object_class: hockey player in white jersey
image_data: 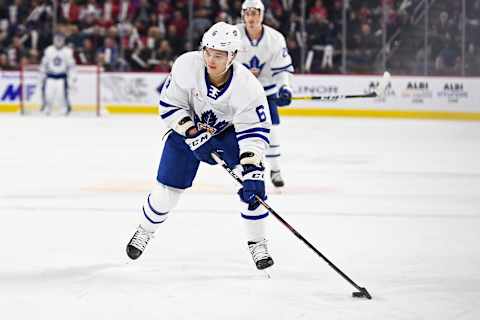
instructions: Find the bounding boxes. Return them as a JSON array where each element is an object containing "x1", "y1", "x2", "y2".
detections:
[
  {"x1": 126, "y1": 22, "x2": 274, "y2": 270},
  {"x1": 236, "y1": 0, "x2": 294, "y2": 188},
  {"x1": 39, "y1": 32, "x2": 76, "y2": 115}
]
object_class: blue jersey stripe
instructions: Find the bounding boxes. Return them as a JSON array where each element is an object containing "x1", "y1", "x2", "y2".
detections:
[
  {"x1": 272, "y1": 70, "x2": 294, "y2": 77},
  {"x1": 271, "y1": 63, "x2": 293, "y2": 71},
  {"x1": 160, "y1": 108, "x2": 181, "y2": 119},
  {"x1": 241, "y1": 212, "x2": 269, "y2": 220},
  {"x1": 237, "y1": 133, "x2": 270, "y2": 144},
  {"x1": 236, "y1": 127, "x2": 270, "y2": 135},
  {"x1": 263, "y1": 84, "x2": 276, "y2": 91},
  {"x1": 159, "y1": 100, "x2": 182, "y2": 109}
]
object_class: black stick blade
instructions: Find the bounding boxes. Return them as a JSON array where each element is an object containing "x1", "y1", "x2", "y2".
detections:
[{"x1": 352, "y1": 287, "x2": 372, "y2": 299}]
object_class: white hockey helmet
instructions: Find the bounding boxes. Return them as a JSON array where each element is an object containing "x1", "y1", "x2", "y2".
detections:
[
  {"x1": 201, "y1": 22, "x2": 242, "y2": 72},
  {"x1": 201, "y1": 22, "x2": 242, "y2": 55},
  {"x1": 242, "y1": 0, "x2": 265, "y2": 12},
  {"x1": 242, "y1": 0, "x2": 265, "y2": 20}
]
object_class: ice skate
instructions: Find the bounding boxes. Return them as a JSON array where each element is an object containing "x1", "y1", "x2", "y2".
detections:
[
  {"x1": 248, "y1": 239, "x2": 274, "y2": 270},
  {"x1": 270, "y1": 170, "x2": 284, "y2": 188},
  {"x1": 126, "y1": 225, "x2": 154, "y2": 260}
]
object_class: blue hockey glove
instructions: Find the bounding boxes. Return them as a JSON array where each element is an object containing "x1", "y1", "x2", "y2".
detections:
[
  {"x1": 276, "y1": 86, "x2": 293, "y2": 107},
  {"x1": 185, "y1": 128, "x2": 218, "y2": 165},
  {"x1": 238, "y1": 164, "x2": 266, "y2": 210}
]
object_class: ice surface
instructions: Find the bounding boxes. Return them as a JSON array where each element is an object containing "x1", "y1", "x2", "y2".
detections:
[{"x1": 1, "y1": 115, "x2": 480, "y2": 320}]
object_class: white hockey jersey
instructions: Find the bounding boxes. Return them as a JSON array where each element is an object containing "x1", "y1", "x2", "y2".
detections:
[
  {"x1": 40, "y1": 45, "x2": 76, "y2": 79},
  {"x1": 236, "y1": 24, "x2": 294, "y2": 97},
  {"x1": 159, "y1": 51, "x2": 271, "y2": 157}
]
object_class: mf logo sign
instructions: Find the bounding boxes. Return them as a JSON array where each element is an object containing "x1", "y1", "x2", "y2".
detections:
[{"x1": 1, "y1": 84, "x2": 37, "y2": 102}]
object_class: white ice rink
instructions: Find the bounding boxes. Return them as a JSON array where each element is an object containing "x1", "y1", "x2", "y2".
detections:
[{"x1": 1, "y1": 115, "x2": 480, "y2": 320}]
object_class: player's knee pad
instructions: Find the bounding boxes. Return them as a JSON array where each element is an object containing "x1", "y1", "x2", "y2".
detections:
[{"x1": 142, "y1": 183, "x2": 183, "y2": 225}]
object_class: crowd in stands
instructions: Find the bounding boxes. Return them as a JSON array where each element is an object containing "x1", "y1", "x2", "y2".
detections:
[
  {"x1": 427, "y1": 0, "x2": 480, "y2": 76},
  {"x1": 0, "y1": 0, "x2": 478, "y2": 75}
]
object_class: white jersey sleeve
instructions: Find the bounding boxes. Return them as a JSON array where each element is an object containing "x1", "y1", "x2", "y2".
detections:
[
  {"x1": 269, "y1": 30, "x2": 293, "y2": 89},
  {"x1": 232, "y1": 67, "x2": 271, "y2": 158},
  {"x1": 158, "y1": 53, "x2": 195, "y2": 135}
]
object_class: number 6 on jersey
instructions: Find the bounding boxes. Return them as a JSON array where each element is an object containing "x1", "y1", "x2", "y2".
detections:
[{"x1": 256, "y1": 105, "x2": 267, "y2": 122}]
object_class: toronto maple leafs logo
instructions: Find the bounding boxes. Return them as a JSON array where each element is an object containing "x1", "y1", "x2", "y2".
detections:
[
  {"x1": 195, "y1": 110, "x2": 228, "y2": 135},
  {"x1": 243, "y1": 56, "x2": 265, "y2": 77},
  {"x1": 53, "y1": 56, "x2": 63, "y2": 66}
]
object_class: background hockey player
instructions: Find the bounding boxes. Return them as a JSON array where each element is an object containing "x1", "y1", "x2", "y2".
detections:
[
  {"x1": 236, "y1": 0, "x2": 294, "y2": 188},
  {"x1": 126, "y1": 22, "x2": 275, "y2": 270},
  {"x1": 39, "y1": 32, "x2": 76, "y2": 116}
]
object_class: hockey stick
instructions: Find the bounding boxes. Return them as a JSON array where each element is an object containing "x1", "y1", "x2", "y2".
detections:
[
  {"x1": 291, "y1": 91, "x2": 377, "y2": 101},
  {"x1": 211, "y1": 152, "x2": 372, "y2": 300},
  {"x1": 290, "y1": 71, "x2": 391, "y2": 102}
]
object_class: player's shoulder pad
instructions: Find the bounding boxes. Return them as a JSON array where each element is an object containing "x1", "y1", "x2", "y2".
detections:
[
  {"x1": 264, "y1": 25, "x2": 287, "y2": 46},
  {"x1": 64, "y1": 46, "x2": 74, "y2": 55},
  {"x1": 45, "y1": 45, "x2": 56, "y2": 54},
  {"x1": 231, "y1": 62, "x2": 265, "y2": 103},
  {"x1": 170, "y1": 51, "x2": 202, "y2": 88}
]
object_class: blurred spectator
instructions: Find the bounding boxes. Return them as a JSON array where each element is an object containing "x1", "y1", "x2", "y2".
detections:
[
  {"x1": 79, "y1": 0, "x2": 101, "y2": 22},
  {"x1": 134, "y1": 0, "x2": 152, "y2": 25},
  {"x1": 77, "y1": 37, "x2": 97, "y2": 65},
  {"x1": 434, "y1": 39, "x2": 458, "y2": 75},
  {"x1": 286, "y1": 35, "x2": 301, "y2": 71},
  {"x1": 7, "y1": 0, "x2": 30, "y2": 30},
  {"x1": 306, "y1": 12, "x2": 330, "y2": 48},
  {"x1": 99, "y1": 36, "x2": 124, "y2": 71},
  {"x1": 59, "y1": 0, "x2": 81, "y2": 25},
  {"x1": 349, "y1": 22, "x2": 379, "y2": 72},
  {"x1": 0, "y1": 51, "x2": 13, "y2": 70},
  {"x1": 170, "y1": 10, "x2": 188, "y2": 38},
  {"x1": 309, "y1": 0, "x2": 328, "y2": 20},
  {"x1": 191, "y1": 8, "x2": 211, "y2": 47},
  {"x1": 150, "y1": 39, "x2": 174, "y2": 72},
  {"x1": 465, "y1": 43, "x2": 480, "y2": 76},
  {"x1": 414, "y1": 46, "x2": 431, "y2": 75},
  {"x1": 166, "y1": 24, "x2": 184, "y2": 53},
  {"x1": 7, "y1": 35, "x2": 28, "y2": 67},
  {"x1": 431, "y1": 11, "x2": 454, "y2": 56},
  {"x1": 357, "y1": 3, "x2": 372, "y2": 26}
]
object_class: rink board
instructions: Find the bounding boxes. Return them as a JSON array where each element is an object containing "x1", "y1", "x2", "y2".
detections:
[{"x1": 1, "y1": 70, "x2": 479, "y2": 120}]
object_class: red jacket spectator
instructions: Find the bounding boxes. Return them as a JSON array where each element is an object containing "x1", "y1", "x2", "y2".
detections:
[
  {"x1": 169, "y1": 10, "x2": 188, "y2": 38},
  {"x1": 61, "y1": 0, "x2": 81, "y2": 23},
  {"x1": 100, "y1": 0, "x2": 119, "y2": 28},
  {"x1": 310, "y1": 0, "x2": 328, "y2": 20}
]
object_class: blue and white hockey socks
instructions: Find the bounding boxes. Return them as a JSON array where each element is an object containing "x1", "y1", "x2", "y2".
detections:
[
  {"x1": 140, "y1": 183, "x2": 183, "y2": 232},
  {"x1": 266, "y1": 126, "x2": 281, "y2": 171},
  {"x1": 241, "y1": 203, "x2": 269, "y2": 242}
]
